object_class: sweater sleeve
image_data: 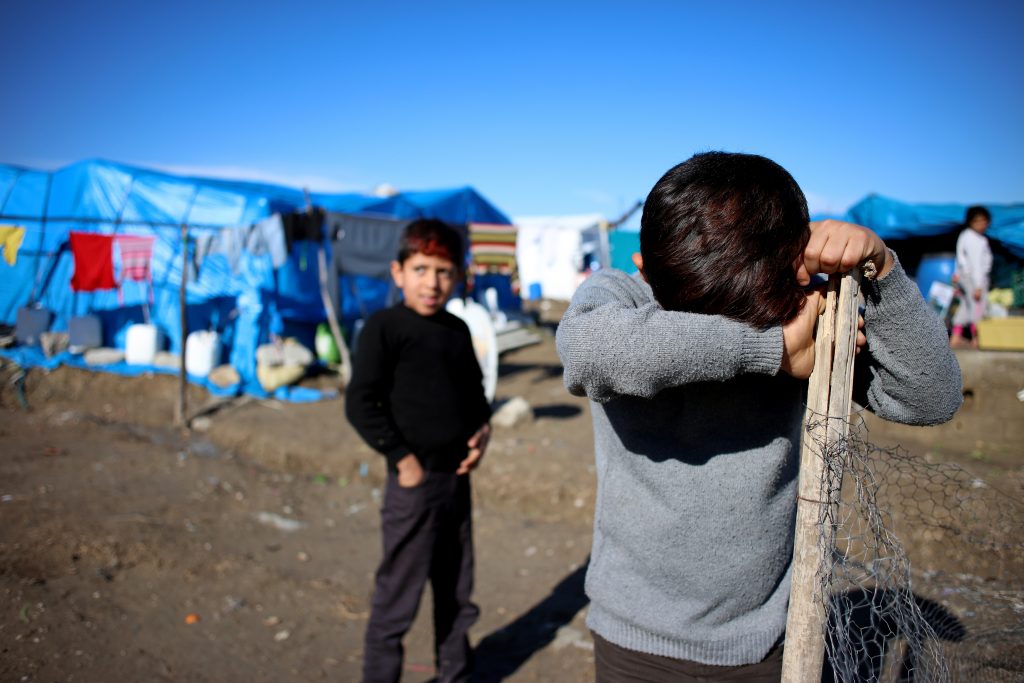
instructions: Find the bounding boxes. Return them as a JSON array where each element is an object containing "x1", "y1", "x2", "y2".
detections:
[
  {"x1": 344, "y1": 314, "x2": 412, "y2": 467},
  {"x1": 555, "y1": 269, "x2": 784, "y2": 403},
  {"x1": 854, "y1": 252, "x2": 963, "y2": 425}
]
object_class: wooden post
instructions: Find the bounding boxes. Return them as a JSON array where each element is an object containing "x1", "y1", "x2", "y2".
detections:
[
  {"x1": 782, "y1": 269, "x2": 862, "y2": 682},
  {"x1": 302, "y1": 189, "x2": 353, "y2": 387},
  {"x1": 317, "y1": 245, "x2": 352, "y2": 386},
  {"x1": 176, "y1": 222, "x2": 188, "y2": 428}
]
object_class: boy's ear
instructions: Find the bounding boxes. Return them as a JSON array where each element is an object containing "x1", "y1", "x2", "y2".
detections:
[
  {"x1": 389, "y1": 260, "x2": 403, "y2": 286},
  {"x1": 631, "y1": 252, "x2": 647, "y2": 281}
]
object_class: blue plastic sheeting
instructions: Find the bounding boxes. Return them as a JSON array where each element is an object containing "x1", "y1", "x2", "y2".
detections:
[
  {"x1": 608, "y1": 230, "x2": 640, "y2": 273},
  {"x1": 0, "y1": 347, "x2": 336, "y2": 403},
  {"x1": 471, "y1": 272, "x2": 521, "y2": 311},
  {"x1": 1, "y1": 159, "x2": 512, "y2": 401},
  {"x1": 313, "y1": 187, "x2": 512, "y2": 226},
  {"x1": 847, "y1": 195, "x2": 1024, "y2": 258},
  {"x1": 0, "y1": 160, "x2": 311, "y2": 396},
  {"x1": 338, "y1": 274, "x2": 395, "y2": 329}
]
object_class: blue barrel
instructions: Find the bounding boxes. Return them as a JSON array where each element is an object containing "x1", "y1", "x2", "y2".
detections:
[{"x1": 915, "y1": 252, "x2": 956, "y2": 299}]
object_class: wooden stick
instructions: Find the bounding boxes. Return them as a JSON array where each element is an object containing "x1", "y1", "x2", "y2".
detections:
[
  {"x1": 302, "y1": 189, "x2": 353, "y2": 387},
  {"x1": 317, "y1": 245, "x2": 352, "y2": 386},
  {"x1": 176, "y1": 222, "x2": 188, "y2": 428},
  {"x1": 782, "y1": 269, "x2": 861, "y2": 682}
]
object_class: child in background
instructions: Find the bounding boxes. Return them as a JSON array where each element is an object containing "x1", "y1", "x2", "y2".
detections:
[
  {"x1": 950, "y1": 205, "x2": 993, "y2": 348},
  {"x1": 346, "y1": 219, "x2": 491, "y2": 683},
  {"x1": 556, "y1": 152, "x2": 962, "y2": 682}
]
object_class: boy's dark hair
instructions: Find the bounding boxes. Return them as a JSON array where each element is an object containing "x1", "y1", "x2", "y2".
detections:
[
  {"x1": 964, "y1": 205, "x2": 991, "y2": 225},
  {"x1": 640, "y1": 151, "x2": 810, "y2": 329},
  {"x1": 397, "y1": 218, "x2": 464, "y2": 268}
]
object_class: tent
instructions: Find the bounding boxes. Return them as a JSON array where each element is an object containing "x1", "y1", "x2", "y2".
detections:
[
  {"x1": 846, "y1": 194, "x2": 1024, "y2": 258},
  {"x1": 515, "y1": 214, "x2": 605, "y2": 301},
  {"x1": 0, "y1": 159, "x2": 512, "y2": 399},
  {"x1": 317, "y1": 190, "x2": 513, "y2": 329}
]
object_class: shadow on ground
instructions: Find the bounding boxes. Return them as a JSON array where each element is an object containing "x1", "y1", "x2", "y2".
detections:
[
  {"x1": 532, "y1": 404, "x2": 582, "y2": 420},
  {"x1": 473, "y1": 560, "x2": 590, "y2": 681},
  {"x1": 497, "y1": 363, "x2": 563, "y2": 382}
]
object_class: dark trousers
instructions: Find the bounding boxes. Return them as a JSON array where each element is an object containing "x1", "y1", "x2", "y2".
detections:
[
  {"x1": 594, "y1": 632, "x2": 784, "y2": 683},
  {"x1": 363, "y1": 471, "x2": 479, "y2": 683}
]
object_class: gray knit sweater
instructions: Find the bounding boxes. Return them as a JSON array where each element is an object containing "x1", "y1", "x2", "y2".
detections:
[{"x1": 555, "y1": 256, "x2": 962, "y2": 666}]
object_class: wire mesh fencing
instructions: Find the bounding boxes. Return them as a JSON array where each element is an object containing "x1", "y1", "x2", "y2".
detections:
[{"x1": 809, "y1": 411, "x2": 1024, "y2": 682}]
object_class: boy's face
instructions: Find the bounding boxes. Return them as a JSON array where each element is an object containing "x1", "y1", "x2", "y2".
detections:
[{"x1": 390, "y1": 252, "x2": 459, "y2": 316}]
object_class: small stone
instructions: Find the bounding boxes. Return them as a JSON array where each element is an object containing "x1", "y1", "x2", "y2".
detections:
[
  {"x1": 491, "y1": 397, "x2": 534, "y2": 429},
  {"x1": 274, "y1": 629, "x2": 290, "y2": 642}
]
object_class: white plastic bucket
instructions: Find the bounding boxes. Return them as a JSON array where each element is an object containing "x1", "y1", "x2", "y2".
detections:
[
  {"x1": 125, "y1": 324, "x2": 159, "y2": 365},
  {"x1": 185, "y1": 331, "x2": 220, "y2": 377}
]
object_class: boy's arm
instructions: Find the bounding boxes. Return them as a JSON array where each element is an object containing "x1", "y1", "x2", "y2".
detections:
[
  {"x1": 555, "y1": 269, "x2": 783, "y2": 403},
  {"x1": 854, "y1": 253, "x2": 963, "y2": 425},
  {"x1": 798, "y1": 220, "x2": 961, "y2": 425},
  {"x1": 344, "y1": 315, "x2": 413, "y2": 469},
  {"x1": 457, "y1": 319, "x2": 492, "y2": 475}
]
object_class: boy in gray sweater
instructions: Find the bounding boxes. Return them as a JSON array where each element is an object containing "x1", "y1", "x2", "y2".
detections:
[{"x1": 556, "y1": 152, "x2": 962, "y2": 681}]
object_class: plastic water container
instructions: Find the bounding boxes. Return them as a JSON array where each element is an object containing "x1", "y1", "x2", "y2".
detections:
[
  {"x1": 314, "y1": 323, "x2": 341, "y2": 365},
  {"x1": 915, "y1": 253, "x2": 956, "y2": 300},
  {"x1": 125, "y1": 324, "x2": 159, "y2": 365},
  {"x1": 185, "y1": 330, "x2": 220, "y2": 377}
]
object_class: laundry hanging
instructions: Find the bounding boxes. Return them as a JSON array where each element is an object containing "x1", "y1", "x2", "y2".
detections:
[
  {"x1": 115, "y1": 234, "x2": 155, "y2": 304},
  {"x1": 192, "y1": 214, "x2": 287, "y2": 276},
  {"x1": 282, "y1": 209, "x2": 324, "y2": 251},
  {"x1": 469, "y1": 222, "x2": 517, "y2": 273},
  {"x1": 69, "y1": 231, "x2": 117, "y2": 292},
  {"x1": 0, "y1": 225, "x2": 25, "y2": 266},
  {"x1": 115, "y1": 234, "x2": 155, "y2": 282}
]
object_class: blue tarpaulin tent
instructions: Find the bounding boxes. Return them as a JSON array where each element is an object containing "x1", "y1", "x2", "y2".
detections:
[
  {"x1": 313, "y1": 187, "x2": 511, "y2": 226},
  {"x1": 0, "y1": 159, "x2": 511, "y2": 399},
  {"x1": 846, "y1": 194, "x2": 1024, "y2": 258}
]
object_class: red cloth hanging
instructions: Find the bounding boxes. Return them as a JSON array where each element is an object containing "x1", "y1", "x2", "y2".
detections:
[{"x1": 69, "y1": 231, "x2": 117, "y2": 292}]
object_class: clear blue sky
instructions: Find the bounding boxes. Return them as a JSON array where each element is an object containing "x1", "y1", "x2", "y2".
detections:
[{"x1": 2, "y1": 0, "x2": 1021, "y2": 226}]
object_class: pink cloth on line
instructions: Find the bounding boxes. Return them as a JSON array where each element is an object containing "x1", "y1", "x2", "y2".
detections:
[
  {"x1": 115, "y1": 234, "x2": 155, "y2": 282},
  {"x1": 69, "y1": 231, "x2": 117, "y2": 292}
]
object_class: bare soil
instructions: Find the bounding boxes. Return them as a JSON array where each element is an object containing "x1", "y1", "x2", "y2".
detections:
[{"x1": 1, "y1": 331, "x2": 1020, "y2": 682}]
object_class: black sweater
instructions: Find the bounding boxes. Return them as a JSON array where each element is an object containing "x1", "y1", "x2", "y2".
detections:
[{"x1": 345, "y1": 303, "x2": 492, "y2": 472}]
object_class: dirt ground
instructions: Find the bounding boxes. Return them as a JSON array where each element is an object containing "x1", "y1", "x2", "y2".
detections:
[{"x1": 1, "y1": 328, "x2": 1021, "y2": 682}]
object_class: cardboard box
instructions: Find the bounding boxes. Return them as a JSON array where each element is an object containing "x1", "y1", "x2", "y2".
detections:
[{"x1": 978, "y1": 317, "x2": 1024, "y2": 351}]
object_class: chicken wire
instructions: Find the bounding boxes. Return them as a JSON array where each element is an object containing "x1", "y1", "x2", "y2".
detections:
[{"x1": 806, "y1": 411, "x2": 1024, "y2": 683}]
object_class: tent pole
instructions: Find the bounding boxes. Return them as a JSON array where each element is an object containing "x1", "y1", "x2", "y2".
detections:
[
  {"x1": 317, "y1": 246, "x2": 352, "y2": 386},
  {"x1": 176, "y1": 222, "x2": 188, "y2": 428},
  {"x1": 303, "y1": 189, "x2": 352, "y2": 386}
]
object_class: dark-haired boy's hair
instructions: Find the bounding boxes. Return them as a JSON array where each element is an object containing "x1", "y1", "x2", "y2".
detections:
[
  {"x1": 964, "y1": 205, "x2": 991, "y2": 225},
  {"x1": 397, "y1": 218, "x2": 465, "y2": 268},
  {"x1": 640, "y1": 152, "x2": 810, "y2": 329}
]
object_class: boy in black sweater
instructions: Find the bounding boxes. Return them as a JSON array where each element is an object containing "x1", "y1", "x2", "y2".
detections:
[{"x1": 346, "y1": 219, "x2": 492, "y2": 683}]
